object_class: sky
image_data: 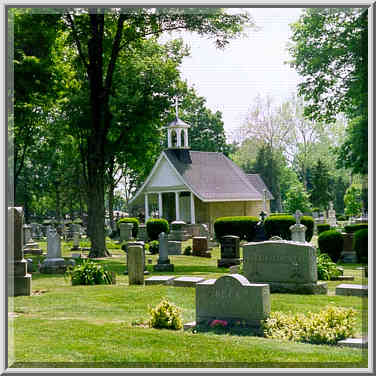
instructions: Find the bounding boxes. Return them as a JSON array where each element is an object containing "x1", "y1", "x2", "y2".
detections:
[{"x1": 166, "y1": 8, "x2": 304, "y2": 140}]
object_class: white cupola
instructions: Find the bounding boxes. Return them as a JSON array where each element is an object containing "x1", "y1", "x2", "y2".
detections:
[{"x1": 167, "y1": 99, "x2": 190, "y2": 149}]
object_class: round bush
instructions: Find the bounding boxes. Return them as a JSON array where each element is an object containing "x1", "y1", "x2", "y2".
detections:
[
  {"x1": 336, "y1": 214, "x2": 348, "y2": 221},
  {"x1": 344, "y1": 223, "x2": 368, "y2": 233},
  {"x1": 301, "y1": 216, "x2": 314, "y2": 242},
  {"x1": 264, "y1": 215, "x2": 295, "y2": 240},
  {"x1": 148, "y1": 240, "x2": 159, "y2": 255},
  {"x1": 214, "y1": 216, "x2": 259, "y2": 241},
  {"x1": 353, "y1": 228, "x2": 368, "y2": 263},
  {"x1": 318, "y1": 230, "x2": 343, "y2": 263},
  {"x1": 117, "y1": 217, "x2": 139, "y2": 238},
  {"x1": 317, "y1": 223, "x2": 331, "y2": 234},
  {"x1": 146, "y1": 219, "x2": 169, "y2": 241}
]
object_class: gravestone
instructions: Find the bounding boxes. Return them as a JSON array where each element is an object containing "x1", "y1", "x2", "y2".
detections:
[
  {"x1": 217, "y1": 235, "x2": 241, "y2": 268},
  {"x1": 23, "y1": 223, "x2": 43, "y2": 255},
  {"x1": 71, "y1": 232, "x2": 80, "y2": 250},
  {"x1": 124, "y1": 241, "x2": 149, "y2": 275},
  {"x1": 127, "y1": 245, "x2": 144, "y2": 285},
  {"x1": 8, "y1": 207, "x2": 32, "y2": 296},
  {"x1": 243, "y1": 240, "x2": 327, "y2": 294},
  {"x1": 153, "y1": 232, "x2": 174, "y2": 272},
  {"x1": 145, "y1": 276, "x2": 176, "y2": 286},
  {"x1": 168, "y1": 241, "x2": 182, "y2": 255},
  {"x1": 23, "y1": 224, "x2": 32, "y2": 244},
  {"x1": 341, "y1": 233, "x2": 357, "y2": 263},
  {"x1": 168, "y1": 220, "x2": 186, "y2": 241},
  {"x1": 40, "y1": 228, "x2": 66, "y2": 274},
  {"x1": 137, "y1": 224, "x2": 148, "y2": 241},
  {"x1": 192, "y1": 237, "x2": 211, "y2": 258},
  {"x1": 119, "y1": 222, "x2": 133, "y2": 241},
  {"x1": 172, "y1": 276, "x2": 205, "y2": 287},
  {"x1": 196, "y1": 274, "x2": 270, "y2": 330},
  {"x1": 328, "y1": 202, "x2": 337, "y2": 227},
  {"x1": 335, "y1": 284, "x2": 368, "y2": 297},
  {"x1": 289, "y1": 210, "x2": 307, "y2": 243}
]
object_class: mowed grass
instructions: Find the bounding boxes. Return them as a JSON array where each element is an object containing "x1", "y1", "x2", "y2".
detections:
[{"x1": 10, "y1": 239, "x2": 368, "y2": 368}]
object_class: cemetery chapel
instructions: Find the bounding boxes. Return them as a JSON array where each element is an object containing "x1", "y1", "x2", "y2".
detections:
[{"x1": 130, "y1": 113, "x2": 273, "y2": 231}]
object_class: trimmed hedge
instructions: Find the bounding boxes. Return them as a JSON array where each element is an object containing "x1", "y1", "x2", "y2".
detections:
[
  {"x1": 336, "y1": 214, "x2": 348, "y2": 221},
  {"x1": 318, "y1": 230, "x2": 343, "y2": 263},
  {"x1": 213, "y1": 216, "x2": 259, "y2": 241},
  {"x1": 301, "y1": 216, "x2": 314, "y2": 242},
  {"x1": 269, "y1": 213, "x2": 289, "y2": 217},
  {"x1": 146, "y1": 219, "x2": 169, "y2": 241},
  {"x1": 264, "y1": 215, "x2": 294, "y2": 240},
  {"x1": 317, "y1": 223, "x2": 331, "y2": 235},
  {"x1": 117, "y1": 217, "x2": 139, "y2": 238},
  {"x1": 344, "y1": 223, "x2": 368, "y2": 233},
  {"x1": 353, "y1": 228, "x2": 368, "y2": 263}
]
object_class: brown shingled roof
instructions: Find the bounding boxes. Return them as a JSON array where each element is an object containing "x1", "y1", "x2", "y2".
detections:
[{"x1": 164, "y1": 149, "x2": 268, "y2": 201}]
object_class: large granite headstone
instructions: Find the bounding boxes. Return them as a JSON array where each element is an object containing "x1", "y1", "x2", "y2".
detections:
[
  {"x1": 153, "y1": 232, "x2": 174, "y2": 272},
  {"x1": 40, "y1": 229, "x2": 66, "y2": 274},
  {"x1": 196, "y1": 274, "x2": 270, "y2": 329},
  {"x1": 243, "y1": 240, "x2": 327, "y2": 294},
  {"x1": 218, "y1": 235, "x2": 241, "y2": 267},
  {"x1": 8, "y1": 207, "x2": 32, "y2": 296},
  {"x1": 127, "y1": 245, "x2": 144, "y2": 285}
]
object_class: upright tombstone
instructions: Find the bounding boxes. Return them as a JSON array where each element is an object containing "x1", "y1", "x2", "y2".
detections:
[
  {"x1": 153, "y1": 232, "x2": 174, "y2": 272},
  {"x1": 328, "y1": 202, "x2": 337, "y2": 227},
  {"x1": 124, "y1": 241, "x2": 149, "y2": 275},
  {"x1": 289, "y1": 210, "x2": 307, "y2": 243},
  {"x1": 40, "y1": 228, "x2": 66, "y2": 274},
  {"x1": 167, "y1": 241, "x2": 182, "y2": 255},
  {"x1": 192, "y1": 237, "x2": 211, "y2": 258},
  {"x1": 218, "y1": 235, "x2": 241, "y2": 267},
  {"x1": 168, "y1": 220, "x2": 186, "y2": 241},
  {"x1": 127, "y1": 245, "x2": 144, "y2": 285},
  {"x1": 8, "y1": 207, "x2": 32, "y2": 296},
  {"x1": 119, "y1": 222, "x2": 133, "y2": 241},
  {"x1": 243, "y1": 240, "x2": 327, "y2": 294},
  {"x1": 196, "y1": 274, "x2": 270, "y2": 330},
  {"x1": 137, "y1": 224, "x2": 148, "y2": 241},
  {"x1": 23, "y1": 224, "x2": 32, "y2": 244},
  {"x1": 23, "y1": 224, "x2": 42, "y2": 255},
  {"x1": 71, "y1": 232, "x2": 80, "y2": 251}
]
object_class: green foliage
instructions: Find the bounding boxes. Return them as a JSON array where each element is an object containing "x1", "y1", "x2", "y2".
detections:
[
  {"x1": 344, "y1": 184, "x2": 363, "y2": 217},
  {"x1": 213, "y1": 216, "x2": 259, "y2": 241},
  {"x1": 72, "y1": 218, "x2": 83, "y2": 224},
  {"x1": 148, "y1": 240, "x2": 159, "y2": 255},
  {"x1": 318, "y1": 230, "x2": 344, "y2": 263},
  {"x1": 316, "y1": 253, "x2": 342, "y2": 281},
  {"x1": 337, "y1": 214, "x2": 348, "y2": 221},
  {"x1": 269, "y1": 213, "x2": 289, "y2": 216},
  {"x1": 344, "y1": 223, "x2": 368, "y2": 233},
  {"x1": 65, "y1": 259, "x2": 113, "y2": 286},
  {"x1": 264, "y1": 215, "x2": 295, "y2": 240},
  {"x1": 301, "y1": 216, "x2": 314, "y2": 242},
  {"x1": 317, "y1": 224, "x2": 331, "y2": 234},
  {"x1": 309, "y1": 159, "x2": 332, "y2": 210},
  {"x1": 146, "y1": 219, "x2": 169, "y2": 241},
  {"x1": 283, "y1": 181, "x2": 312, "y2": 214},
  {"x1": 117, "y1": 217, "x2": 139, "y2": 238},
  {"x1": 263, "y1": 306, "x2": 356, "y2": 345},
  {"x1": 353, "y1": 228, "x2": 368, "y2": 263},
  {"x1": 148, "y1": 298, "x2": 183, "y2": 330},
  {"x1": 183, "y1": 246, "x2": 192, "y2": 256}
]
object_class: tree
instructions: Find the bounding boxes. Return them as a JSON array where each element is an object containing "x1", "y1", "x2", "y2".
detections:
[
  {"x1": 344, "y1": 184, "x2": 362, "y2": 218},
  {"x1": 288, "y1": 8, "x2": 368, "y2": 176},
  {"x1": 309, "y1": 159, "x2": 332, "y2": 212},
  {"x1": 57, "y1": 8, "x2": 253, "y2": 257},
  {"x1": 283, "y1": 181, "x2": 312, "y2": 214}
]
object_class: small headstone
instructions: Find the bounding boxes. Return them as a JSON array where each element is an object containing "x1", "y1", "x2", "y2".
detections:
[
  {"x1": 168, "y1": 241, "x2": 182, "y2": 255},
  {"x1": 124, "y1": 241, "x2": 149, "y2": 275},
  {"x1": 153, "y1": 232, "x2": 174, "y2": 272},
  {"x1": 289, "y1": 210, "x2": 306, "y2": 242},
  {"x1": 23, "y1": 224, "x2": 32, "y2": 244},
  {"x1": 335, "y1": 284, "x2": 368, "y2": 297},
  {"x1": 243, "y1": 240, "x2": 327, "y2": 294},
  {"x1": 137, "y1": 224, "x2": 148, "y2": 241},
  {"x1": 195, "y1": 274, "x2": 270, "y2": 330},
  {"x1": 145, "y1": 276, "x2": 176, "y2": 286},
  {"x1": 40, "y1": 229, "x2": 66, "y2": 274},
  {"x1": 218, "y1": 235, "x2": 241, "y2": 268},
  {"x1": 341, "y1": 232, "x2": 357, "y2": 263},
  {"x1": 172, "y1": 276, "x2": 205, "y2": 287},
  {"x1": 119, "y1": 222, "x2": 133, "y2": 241},
  {"x1": 8, "y1": 207, "x2": 32, "y2": 296},
  {"x1": 168, "y1": 220, "x2": 187, "y2": 241},
  {"x1": 192, "y1": 237, "x2": 210, "y2": 257},
  {"x1": 127, "y1": 245, "x2": 144, "y2": 285}
]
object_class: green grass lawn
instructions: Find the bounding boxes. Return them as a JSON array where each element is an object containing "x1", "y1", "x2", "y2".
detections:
[{"x1": 10, "y1": 239, "x2": 368, "y2": 368}]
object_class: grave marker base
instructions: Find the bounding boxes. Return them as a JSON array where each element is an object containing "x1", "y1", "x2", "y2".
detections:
[
  {"x1": 13, "y1": 274, "x2": 32, "y2": 296},
  {"x1": 217, "y1": 258, "x2": 241, "y2": 268}
]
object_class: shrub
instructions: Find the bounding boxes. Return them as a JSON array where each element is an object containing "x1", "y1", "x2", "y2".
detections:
[
  {"x1": 353, "y1": 228, "x2": 368, "y2": 263},
  {"x1": 344, "y1": 223, "x2": 368, "y2": 233},
  {"x1": 146, "y1": 219, "x2": 169, "y2": 241},
  {"x1": 214, "y1": 216, "x2": 259, "y2": 241},
  {"x1": 148, "y1": 298, "x2": 183, "y2": 330},
  {"x1": 65, "y1": 259, "x2": 113, "y2": 285},
  {"x1": 263, "y1": 306, "x2": 356, "y2": 345},
  {"x1": 318, "y1": 230, "x2": 343, "y2": 263},
  {"x1": 183, "y1": 246, "x2": 192, "y2": 256},
  {"x1": 269, "y1": 213, "x2": 289, "y2": 216},
  {"x1": 117, "y1": 217, "x2": 139, "y2": 238},
  {"x1": 73, "y1": 218, "x2": 83, "y2": 224},
  {"x1": 317, "y1": 252, "x2": 342, "y2": 280},
  {"x1": 336, "y1": 214, "x2": 348, "y2": 221},
  {"x1": 264, "y1": 215, "x2": 295, "y2": 240},
  {"x1": 301, "y1": 216, "x2": 314, "y2": 242},
  {"x1": 148, "y1": 240, "x2": 159, "y2": 255},
  {"x1": 317, "y1": 223, "x2": 331, "y2": 234}
]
